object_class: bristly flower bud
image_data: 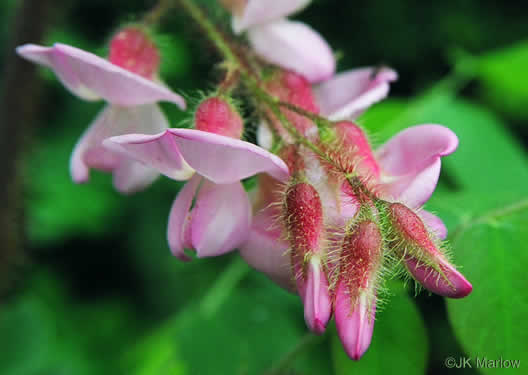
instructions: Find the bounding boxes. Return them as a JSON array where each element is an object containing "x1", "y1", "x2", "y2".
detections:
[
  {"x1": 335, "y1": 221, "x2": 383, "y2": 360},
  {"x1": 283, "y1": 182, "x2": 331, "y2": 333},
  {"x1": 265, "y1": 70, "x2": 320, "y2": 138},
  {"x1": 108, "y1": 26, "x2": 160, "y2": 79},
  {"x1": 335, "y1": 121, "x2": 380, "y2": 178},
  {"x1": 195, "y1": 96, "x2": 244, "y2": 139},
  {"x1": 389, "y1": 203, "x2": 472, "y2": 298}
]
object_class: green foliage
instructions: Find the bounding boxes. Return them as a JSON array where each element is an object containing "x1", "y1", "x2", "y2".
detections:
[
  {"x1": 475, "y1": 40, "x2": 528, "y2": 121},
  {"x1": 363, "y1": 80, "x2": 528, "y2": 373},
  {"x1": 4, "y1": 0, "x2": 528, "y2": 374},
  {"x1": 428, "y1": 193, "x2": 528, "y2": 375},
  {"x1": 0, "y1": 272, "x2": 141, "y2": 375},
  {"x1": 25, "y1": 98, "x2": 123, "y2": 244},
  {"x1": 361, "y1": 84, "x2": 528, "y2": 192},
  {"x1": 331, "y1": 282, "x2": 428, "y2": 375}
]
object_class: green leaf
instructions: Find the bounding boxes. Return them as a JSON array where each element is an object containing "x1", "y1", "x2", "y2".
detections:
[
  {"x1": 361, "y1": 91, "x2": 528, "y2": 192},
  {"x1": 25, "y1": 99, "x2": 123, "y2": 244},
  {"x1": 331, "y1": 282, "x2": 428, "y2": 375},
  {"x1": 126, "y1": 271, "x2": 332, "y2": 375},
  {"x1": 0, "y1": 272, "x2": 140, "y2": 375},
  {"x1": 428, "y1": 193, "x2": 528, "y2": 375},
  {"x1": 475, "y1": 40, "x2": 528, "y2": 121}
]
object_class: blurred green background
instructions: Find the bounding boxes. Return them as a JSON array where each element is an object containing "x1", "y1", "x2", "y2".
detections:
[{"x1": 0, "y1": 0, "x2": 527, "y2": 374}]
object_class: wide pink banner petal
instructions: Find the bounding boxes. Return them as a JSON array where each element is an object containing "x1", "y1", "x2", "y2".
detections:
[
  {"x1": 191, "y1": 180, "x2": 251, "y2": 257},
  {"x1": 71, "y1": 103, "x2": 169, "y2": 186},
  {"x1": 167, "y1": 175, "x2": 202, "y2": 261},
  {"x1": 248, "y1": 20, "x2": 335, "y2": 83},
  {"x1": 314, "y1": 67, "x2": 398, "y2": 120},
  {"x1": 169, "y1": 128, "x2": 290, "y2": 183},
  {"x1": 381, "y1": 159, "x2": 442, "y2": 209},
  {"x1": 238, "y1": 208, "x2": 294, "y2": 292},
  {"x1": 17, "y1": 43, "x2": 185, "y2": 108},
  {"x1": 376, "y1": 125, "x2": 458, "y2": 207},
  {"x1": 106, "y1": 129, "x2": 289, "y2": 183},
  {"x1": 233, "y1": 0, "x2": 311, "y2": 33}
]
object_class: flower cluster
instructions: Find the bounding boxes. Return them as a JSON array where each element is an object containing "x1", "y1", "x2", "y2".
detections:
[{"x1": 17, "y1": 0, "x2": 472, "y2": 362}]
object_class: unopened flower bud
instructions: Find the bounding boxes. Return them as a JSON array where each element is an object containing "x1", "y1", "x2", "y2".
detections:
[
  {"x1": 389, "y1": 203, "x2": 472, "y2": 298},
  {"x1": 335, "y1": 121, "x2": 380, "y2": 178},
  {"x1": 195, "y1": 97, "x2": 244, "y2": 139},
  {"x1": 284, "y1": 182, "x2": 324, "y2": 257},
  {"x1": 108, "y1": 26, "x2": 160, "y2": 79},
  {"x1": 335, "y1": 221, "x2": 382, "y2": 360},
  {"x1": 283, "y1": 182, "x2": 331, "y2": 333},
  {"x1": 266, "y1": 71, "x2": 319, "y2": 138}
]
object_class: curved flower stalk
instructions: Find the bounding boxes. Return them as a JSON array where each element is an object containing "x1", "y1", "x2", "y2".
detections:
[
  {"x1": 16, "y1": 27, "x2": 186, "y2": 193},
  {"x1": 222, "y1": 0, "x2": 335, "y2": 83},
  {"x1": 104, "y1": 97, "x2": 289, "y2": 260}
]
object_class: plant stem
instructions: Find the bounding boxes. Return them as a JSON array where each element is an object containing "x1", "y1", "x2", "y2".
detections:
[
  {"x1": 178, "y1": 0, "x2": 239, "y2": 64},
  {"x1": 143, "y1": 0, "x2": 175, "y2": 26},
  {"x1": 278, "y1": 100, "x2": 334, "y2": 129},
  {"x1": 177, "y1": 0, "x2": 376, "y2": 201}
]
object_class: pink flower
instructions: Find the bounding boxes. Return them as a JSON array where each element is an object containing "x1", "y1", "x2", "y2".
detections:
[
  {"x1": 104, "y1": 128, "x2": 289, "y2": 259},
  {"x1": 239, "y1": 122, "x2": 471, "y2": 358},
  {"x1": 334, "y1": 221, "x2": 382, "y2": 360},
  {"x1": 256, "y1": 68, "x2": 398, "y2": 150},
  {"x1": 314, "y1": 67, "x2": 399, "y2": 121},
  {"x1": 223, "y1": 0, "x2": 335, "y2": 83},
  {"x1": 16, "y1": 27, "x2": 186, "y2": 193}
]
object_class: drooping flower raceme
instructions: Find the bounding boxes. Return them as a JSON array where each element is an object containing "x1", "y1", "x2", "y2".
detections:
[
  {"x1": 221, "y1": 0, "x2": 335, "y2": 83},
  {"x1": 17, "y1": 26, "x2": 187, "y2": 193},
  {"x1": 104, "y1": 96, "x2": 289, "y2": 260},
  {"x1": 239, "y1": 70, "x2": 472, "y2": 360},
  {"x1": 20, "y1": 0, "x2": 474, "y2": 365}
]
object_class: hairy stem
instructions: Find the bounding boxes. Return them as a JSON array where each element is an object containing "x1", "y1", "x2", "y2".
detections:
[
  {"x1": 177, "y1": 0, "x2": 377, "y2": 203},
  {"x1": 143, "y1": 0, "x2": 176, "y2": 26}
]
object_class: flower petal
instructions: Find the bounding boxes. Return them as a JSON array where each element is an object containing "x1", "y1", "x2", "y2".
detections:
[
  {"x1": 106, "y1": 128, "x2": 289, "y2": 183},
  {"x1": 167, "y1": 175, "x2": 202, "y2": 261},
  {"x1": 232, "y1": 0, "x2": 311, "y2": 33},
  {"x1": 112, "y1": 158, "x2": 160, "y2": 194},
  {"x1": 16, "y1": 43, "x2": 185, "y2": 108},
  {"x1": 190, "y1": 180, "x2": 251, "y2": 257},
  {"x1": 248, "y1": 19, "x2": 335, "y2": 83},
  {"x1": 376, "y1": 125, "x2": 458, "y2": 208},
  {"x1": 70, "y1": 103, "x2": 168, "y2": 187},
  {"x1": 167, "y1": 129, "x2": 290, "y2": 183},
  {"x1": 335, "y1": 285, "x2": 376, "y2": 360},
  {"x1": 238, "y1": 207, "x2": 294, "y2": 291},
  {"x1": 314, "y1": 67, "x2": 397, "y2": 120},
  {"x1": 419, "y1": 209, "x2": 448, "y2": 240},
  {"x1": 300, "y1": 258, "x2": 332, "y2": 334},
  {"x1": 406, "y1": 257, "x2": 473, "y2": 298},
  {"x1": 103, "y1": 133, "x2": 194, "y2": 182}
]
